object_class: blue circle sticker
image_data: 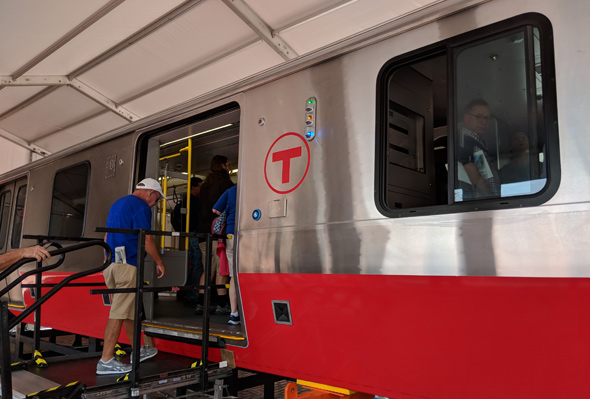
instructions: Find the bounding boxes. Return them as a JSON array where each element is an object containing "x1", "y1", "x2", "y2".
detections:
[{"x1": 252, "y1": 209, "x2": 261, "y2": 221}]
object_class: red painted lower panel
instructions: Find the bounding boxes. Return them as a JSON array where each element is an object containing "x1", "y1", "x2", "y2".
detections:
[
  {"x1": 17, "y1": 273, "x2": 110, "y2": 339},
  {"x1": 18, "y1": 272, "x2": 590, "y2": 398},
  {"x1": 232, "y1": 274, "x2": 590, "y2": 399}
]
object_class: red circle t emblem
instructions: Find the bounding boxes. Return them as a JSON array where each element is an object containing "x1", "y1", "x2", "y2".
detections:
[{"x1": 264, "y1": 132, "x2": 310, "y2": 194}]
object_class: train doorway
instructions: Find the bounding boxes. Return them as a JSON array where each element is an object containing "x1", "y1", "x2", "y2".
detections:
[{"x1": 135, "y1": 102, "x2": 245, "y2": 348}]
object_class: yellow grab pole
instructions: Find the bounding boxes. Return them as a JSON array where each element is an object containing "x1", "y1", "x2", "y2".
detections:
[
  {"x1": 160, "y1": 175, "x2": 168, "y2": 249},
  {"x1": 185, "y1": 138, "x2": 192, "y2": 249}
]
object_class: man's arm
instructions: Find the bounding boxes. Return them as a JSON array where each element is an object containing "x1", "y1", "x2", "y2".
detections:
[
  {"x1": 104, "y1": 233, "x2": 108, "y2": 262},
  {"x1": 463, "y1": 162, "x2": 492, "y2": 196},
  {"x1": 145, "y1": 235, "x2": 166, "y2": 278},
  {"x1": 0, "y1": 246, "x2": 51, "y2": 272}
]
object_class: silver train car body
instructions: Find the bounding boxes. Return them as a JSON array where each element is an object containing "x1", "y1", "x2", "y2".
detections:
[{"x1": 0, "y1": 0, "x2": 589, "y2": 397}]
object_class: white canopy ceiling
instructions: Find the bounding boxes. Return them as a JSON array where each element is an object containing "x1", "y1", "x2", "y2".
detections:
[{"x1": 0, "y1": 0, "x2": 448, "y2": 172}]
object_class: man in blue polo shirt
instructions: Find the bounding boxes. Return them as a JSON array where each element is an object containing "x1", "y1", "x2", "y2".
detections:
[{"x1": 97, "y1": 178, "x2": 167, "y2": 375}]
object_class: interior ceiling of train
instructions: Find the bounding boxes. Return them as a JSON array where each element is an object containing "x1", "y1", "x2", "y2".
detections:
[{"x1": 0, "y1": 0, "x2": 475, "y2": 163}]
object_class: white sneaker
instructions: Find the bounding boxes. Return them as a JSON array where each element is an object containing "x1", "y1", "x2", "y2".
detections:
[
  {"x1": 131, "y1": 346, "x2": 158, "y2": 363},
  {"x1": 96, "y1": 357, "x2": 132, "y2": 375}
]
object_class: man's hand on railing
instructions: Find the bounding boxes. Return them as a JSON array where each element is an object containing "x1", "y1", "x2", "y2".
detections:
[
  {"x1": 0, "y1": 245, "x2": 51, "y2": 271},
  {"x1": 22, "y1": 246, "x2": 52, "y2": 262}
]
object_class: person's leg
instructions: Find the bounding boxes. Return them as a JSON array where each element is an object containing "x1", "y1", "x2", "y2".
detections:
[
  {"x1": 219, "y1": 236, "x2": 233, "y2": 298},
  {"x1": 198, "y1": 241, "x2": 212, "y2": 295},
  {"x1": 229, "y1": 277, "x2": 238, "y2": 314},
  {"x1": 102, "y1": 263, "x2": 128, "y2": 361},
  {"x1": 196, "y1": 240, "x2": 222, "y2": 313},
  {"x1": 106, "y1": 262, "x2": 144, "y2": 351},
  {"x1": 216, "y1": 274, "x2": 229, "y2": 296},
  {"x1": 226, "y1": 237, "x2": 238, "y2": 319},
  {"x1": 186, "y1": 237, "x2": 203, "y2": 302},
  {"x1": 123, "y1": 319, "x2": 135, "y2": 345},
  {"x1": 211, "y1": 240, "x2": 229, "y2": 311},
  {"x1": 101, "y1": 318, "x2": 124, "y2": 362}
]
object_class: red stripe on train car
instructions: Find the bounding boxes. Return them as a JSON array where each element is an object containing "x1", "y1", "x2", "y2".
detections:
[{"x1": 232, "y1": 273, "x2": 590, "y2": 399}]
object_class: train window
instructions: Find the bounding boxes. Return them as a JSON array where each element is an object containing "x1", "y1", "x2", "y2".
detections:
[
  {"x1": 376, "y1": 14, "x2": 559, "y2": 216},
  {"x1": 0, "y1": 191, "x2": 11, "y2": 250},
  {"x1": 48, "y1": 163, "x2": 90, "y2": 237},
  {"x1": 11, "y1": 185, "x2": 27, "y2": 249}
]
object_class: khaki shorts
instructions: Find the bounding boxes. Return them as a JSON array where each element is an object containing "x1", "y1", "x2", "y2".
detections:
[
  {"x1": 199, "y1": 240, "x2": 220, "y2": 277},
  {"x1": 104, "y1": 262, "x2": 136, "y2": 320}
]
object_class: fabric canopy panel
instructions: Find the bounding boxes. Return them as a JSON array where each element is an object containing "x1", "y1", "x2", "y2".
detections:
[{"x1": 0, "y1": 0, "x2": 451, "y2": 173}]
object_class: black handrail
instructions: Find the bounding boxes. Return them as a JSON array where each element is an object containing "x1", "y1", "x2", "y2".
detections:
[
  {"x1": 1, "y1": 238, "x2": 112, "y2": 399},
  {"x1": 7, "y1": 240, "x2": 113, "y2": 329}
]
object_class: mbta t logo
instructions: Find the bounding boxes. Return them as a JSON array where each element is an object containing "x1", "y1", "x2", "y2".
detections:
[{"x1": 264, "y1": 132, "x2": 310, "y2": 194}]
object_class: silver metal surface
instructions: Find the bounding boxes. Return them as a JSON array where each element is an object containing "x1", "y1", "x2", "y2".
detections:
[
  {"x1": 0, "y1": 0, "x2": 587, "y2": 288},
  {"x1": 235, "y1": 0, "x2": 590, "y2": 277}
]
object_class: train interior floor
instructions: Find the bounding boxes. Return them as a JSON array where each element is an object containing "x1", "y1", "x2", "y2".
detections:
[{"x1": 150, "y1": 293, "x2": 243, "y2": 340}]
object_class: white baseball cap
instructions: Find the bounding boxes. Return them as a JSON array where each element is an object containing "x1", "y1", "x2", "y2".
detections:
[{"x1": 136, "y1": 178, "x2": 165, "y2": 199}]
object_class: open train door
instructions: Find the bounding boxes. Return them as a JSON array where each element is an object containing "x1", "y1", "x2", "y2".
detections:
[{"x1": 134, "y1": 101, "x2": 245, "y2": 346}]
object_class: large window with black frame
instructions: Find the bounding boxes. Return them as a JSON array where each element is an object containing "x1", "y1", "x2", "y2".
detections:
[
  {"x1": 48, "y1": 163, "x2": 90, "y2": 237},
  {"x1": 375, "y1": 14, "x2": 559, "y2": 217}
]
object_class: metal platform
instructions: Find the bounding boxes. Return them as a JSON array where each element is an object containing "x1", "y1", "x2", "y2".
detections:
[
  {"x1": 28, "y1": 351, "x2": 194, "y2": 388},
  {"x1": 144, "y1": 295, "x2": 244, "y2": 345},
  {"x1": 1, "y1": 351, "x2": 232, "y2": 399}
]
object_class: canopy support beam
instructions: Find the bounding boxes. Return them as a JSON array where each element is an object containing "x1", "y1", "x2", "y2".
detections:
[
  {"x1": 222, "y1": 0, "x2": 298, "y2": 61},
  {"x1": 70, "y1": 79, "x2": 140, "y2": 122},
  {"x1": 0, "y1": 128, "x2": 51, "y2": 156},
  {"x1": 0, "y1": 75, "x2": 139, "y2": 122}
]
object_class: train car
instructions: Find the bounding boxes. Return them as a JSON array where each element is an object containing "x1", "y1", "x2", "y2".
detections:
[{"x1": 0, "y1": 0, "x2": 589, "y2": 397}]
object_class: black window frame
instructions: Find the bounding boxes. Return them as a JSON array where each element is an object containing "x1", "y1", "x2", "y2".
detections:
[
  {"x1": 375, "y1": 13, "x2": 560, "y2": 218},
  {"x1": 47, "y1": 161, "x2": 91, "y2": 238},
  {"x1": 0, "y1": 190, "x2": 12, "y2": 250},
  {"x1": 11, "y1": 184, "x2": 27, "y2": 249}
]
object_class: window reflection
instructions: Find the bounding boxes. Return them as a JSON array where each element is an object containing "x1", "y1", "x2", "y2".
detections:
[
  {"x1": 48, "y1": 163, "x2": 90, "y2": 237},
  {"x1": 377, "y1": 17, "x2": 556, "y2": 216},
  {"x1": 0, "y1": 191, "x2": 11, "y2": 250},
  {"x1": 11, "y1": 185, "x2": 26, "y2": 249},
  {"x1": 454, "y1": 28, "x2": 547, "y2": 201}
]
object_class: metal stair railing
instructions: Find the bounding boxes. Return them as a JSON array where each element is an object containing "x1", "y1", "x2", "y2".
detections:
[
  {"x1": 0, "y1": 237, "x2": 113, "y2": 399},
  {"x1": 94, "y1": 227, "x2": 222, "y2": 397}
]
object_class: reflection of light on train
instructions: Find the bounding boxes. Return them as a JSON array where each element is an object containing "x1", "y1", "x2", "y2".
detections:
[{"x1": 1, "y1": 1, "x2": 589, "y2": 398}]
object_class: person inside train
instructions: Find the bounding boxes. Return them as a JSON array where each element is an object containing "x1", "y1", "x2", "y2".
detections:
[
  {"x1": 177, "y1": 177, "x2": 204, "y2": 307},
  {"x1": 457, "y1": 98, "x2": 501, "y2": 199},
  {"x1": 0, "y1": 245, "x2": 51, "y2": 271},
  {"x1": 195, "y1": 155, "x2": 234, "y2": 315},
  {"x1": 97, "y1": 178, "x2": 166, "y2": 375},
  {"x1": 499, "y1": 131, "x2": 531, "y2": 184},
  {"x1": 213, "y1": 184, "x2": 239, "y2": 325}
]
